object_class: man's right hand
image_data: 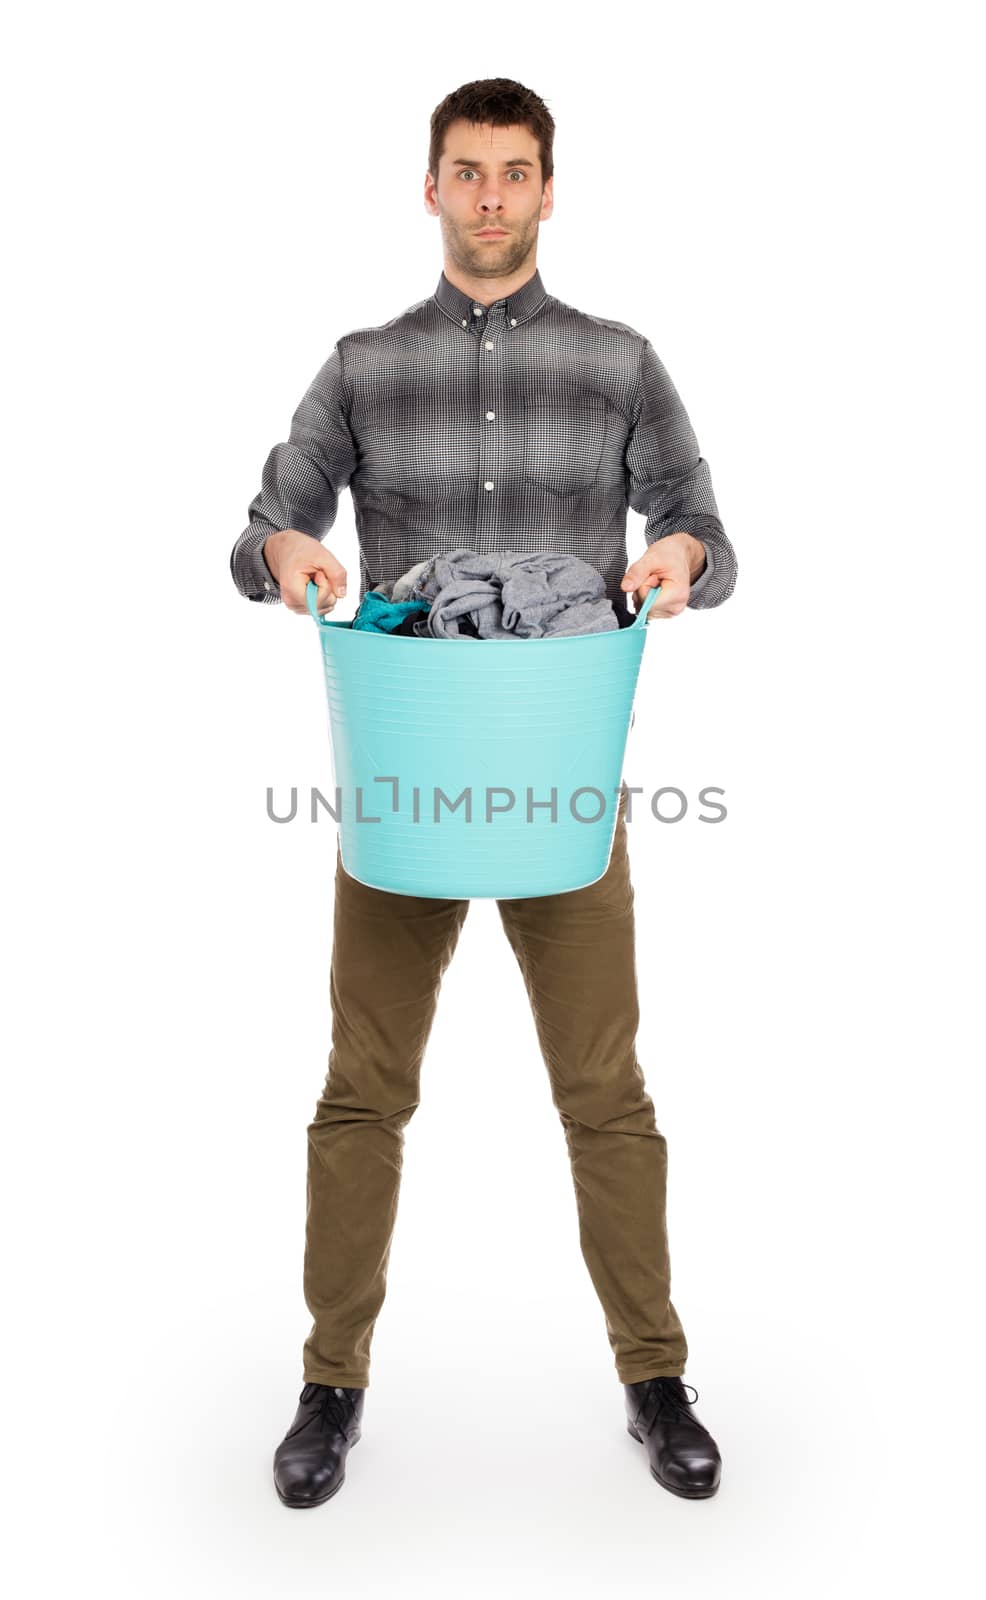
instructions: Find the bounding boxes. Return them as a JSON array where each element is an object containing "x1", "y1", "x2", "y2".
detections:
[{"x1": 263, "y1": 530, "x2": 348, "y2": 617}]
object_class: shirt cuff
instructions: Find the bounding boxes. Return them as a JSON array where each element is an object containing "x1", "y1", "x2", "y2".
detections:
[
  {"x1": 253, "y1": 537, "x2": 281, "y2": 601},
  {"x1": 688, "y1": 542, "x2": 714, "y2": 601}
]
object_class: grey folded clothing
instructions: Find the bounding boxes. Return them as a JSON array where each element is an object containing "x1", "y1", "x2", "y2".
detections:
[
  {"x1": 371, "y1": 558, "x2": 431, "y2": 605},
  {"x1": 392, "y1": 558, "x2": 433, "y2": 603},
  {"x1": 402, "y1": 548, "x2": 619, "y2": 639}
]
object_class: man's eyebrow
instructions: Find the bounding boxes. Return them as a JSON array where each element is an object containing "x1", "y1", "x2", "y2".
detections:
[{"x1": 451, "y1": 157, "x2": 535, "y2": 168}]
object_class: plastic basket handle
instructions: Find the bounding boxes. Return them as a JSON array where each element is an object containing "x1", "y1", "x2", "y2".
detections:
[
  {"x1": 632, "y1": 581, "x2": 662, "y2": 625},
  {"x1": 306, "y1": 580, "x2": 335, "y2": 624},
  {"x1": 305, "y1": 577, "x2": 662, "y2": 628}
]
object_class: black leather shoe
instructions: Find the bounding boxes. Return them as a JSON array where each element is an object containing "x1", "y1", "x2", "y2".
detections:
[
  {"x1": 273, "y1": 1382, "x2": 364, "y2": 1508},
  {"x1": 624, "y1": 1376, "x2": 722, "y2": 1498}
]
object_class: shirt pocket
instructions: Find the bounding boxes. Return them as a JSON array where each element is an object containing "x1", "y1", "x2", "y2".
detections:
[{"x1": 523, "y1": 391, "x2": 609, "y2": 496}]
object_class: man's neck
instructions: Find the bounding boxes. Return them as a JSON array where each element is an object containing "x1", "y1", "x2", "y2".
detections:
[{"x1": 441, "y1": 258, "x2": 540, "y2": 308}]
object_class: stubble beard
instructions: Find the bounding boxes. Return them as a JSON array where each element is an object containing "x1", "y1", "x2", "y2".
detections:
[{"x1": 440, "y1": 207, "x2": 541, "y2": 281}]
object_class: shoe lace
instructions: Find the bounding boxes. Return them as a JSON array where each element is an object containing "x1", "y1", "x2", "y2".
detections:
[
  {"x1": 633, "y1": 1377, "x2": 700, "y2": 1435},
  {"x1": 292, "y1": 1382, "x2": 358, "y2": 1440}
]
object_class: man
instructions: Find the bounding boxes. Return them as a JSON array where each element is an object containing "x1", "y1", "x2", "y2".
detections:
[{"x1": 231, "y1": 78, "x2": 737, "y2": 1508}]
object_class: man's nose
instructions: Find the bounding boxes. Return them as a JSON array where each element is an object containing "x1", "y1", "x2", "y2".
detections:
[{"x1": 477, "y1": 184, "x2": 506, "y2": 212}]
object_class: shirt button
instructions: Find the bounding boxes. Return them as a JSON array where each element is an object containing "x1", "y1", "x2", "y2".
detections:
[
  {"x1": 485, "y1": 340, "x2": 494, "y2": 350},
  {"x1": 263, "y1": 580, "x2": 271, "y2": 591},
  {"x1": 510, "y1": 317, "x2": 517, "y2": 327},
  {"x1": 486, "y1": 410, "x2": 495, "y2": 420},
  {"x1": 472, "y1": 306, "x2": 483, "y2": 316},
  {"x1": 461, "y1": 318, "x2": 467, "y2": 326},
  {"x1": 484, "y1": 481, "x2": 494, "y2": 491}
]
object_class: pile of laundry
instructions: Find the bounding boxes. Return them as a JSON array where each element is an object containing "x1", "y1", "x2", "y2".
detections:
[{"x1": 351, "y1": 548, "x2": 627, "y2": 639}]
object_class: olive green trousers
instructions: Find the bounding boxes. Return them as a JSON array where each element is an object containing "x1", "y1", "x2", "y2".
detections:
[{"x1": 302, "y1": 788, "x2": 688, "y2": 1387}]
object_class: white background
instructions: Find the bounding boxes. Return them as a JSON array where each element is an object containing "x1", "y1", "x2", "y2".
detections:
[{"x1": 3, "y1": 1, "x2": 982, "y2": 1595}]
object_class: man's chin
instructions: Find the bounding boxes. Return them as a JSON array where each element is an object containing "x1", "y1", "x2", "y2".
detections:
[{"x1": 461, "y1": 241, "x2": 530, "y2": 276}]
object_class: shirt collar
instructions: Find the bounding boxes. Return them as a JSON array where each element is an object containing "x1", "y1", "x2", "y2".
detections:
[{"x1": 434, "y1": 266, "x2": 548, "y2": 328}]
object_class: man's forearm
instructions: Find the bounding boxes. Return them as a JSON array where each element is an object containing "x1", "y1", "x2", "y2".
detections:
[{"x1": 679, "y1": 531, "x2": 707, "y2": 582}]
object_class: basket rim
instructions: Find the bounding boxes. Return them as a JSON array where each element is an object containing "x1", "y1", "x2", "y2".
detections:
[{"x1": 305, "y1": 578, "x2": 661, "y2": 638}]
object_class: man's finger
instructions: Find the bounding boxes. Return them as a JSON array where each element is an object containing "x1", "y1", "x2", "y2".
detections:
[
  {"x1": 634, "y1": 587, "x2": 665, "y2": 617},
  {"x1": 640, "y1": 575, "x2": 688, "y2": 618},
  {"x1": 315, "y1": 576, "x2": 338, "y2": 617},
  {"x1": 631, "y1": 576, "x2": 673, "y2": 617},
  {"x1": 282, "y1": 565, "x2": 347, "y2": 616}
]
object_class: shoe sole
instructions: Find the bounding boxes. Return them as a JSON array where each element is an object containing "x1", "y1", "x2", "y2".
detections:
[
  {"x1": 626, "y1": 1422, "x2": 720, "y2": 1499},
  {"x1": 274, "y1": 1431, "x2": 362, "y2": 1508}
]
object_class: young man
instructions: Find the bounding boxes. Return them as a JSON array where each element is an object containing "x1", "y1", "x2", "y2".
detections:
[{"x1": 232, "y1": 78, "x2": 737, "y2": 1508}]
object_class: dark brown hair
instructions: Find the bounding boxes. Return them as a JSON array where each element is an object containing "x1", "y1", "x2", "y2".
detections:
[{"x1": 428, "y1": 78, "x2": 555, "y2": 185}]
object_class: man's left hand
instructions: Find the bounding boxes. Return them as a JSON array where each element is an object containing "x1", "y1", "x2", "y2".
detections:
[{"x1": 620, "y1": 532, "x2": 707, "y2": 619}]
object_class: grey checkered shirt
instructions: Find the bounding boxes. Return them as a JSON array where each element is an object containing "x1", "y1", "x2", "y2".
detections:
[{"x1": 230, "y1": 267, "x2": 737, "y2": 619}]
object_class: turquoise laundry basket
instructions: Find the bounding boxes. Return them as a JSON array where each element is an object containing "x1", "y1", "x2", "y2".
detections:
[{"x1": 306, "y1": 577, "x2": 661, "y2": 900}]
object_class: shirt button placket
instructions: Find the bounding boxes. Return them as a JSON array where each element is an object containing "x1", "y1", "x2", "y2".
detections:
[{"x1": 478, "y1": 302, "x2": 506, "y2": 536}]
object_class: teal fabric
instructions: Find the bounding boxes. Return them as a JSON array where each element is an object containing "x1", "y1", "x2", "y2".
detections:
[{"x1": 351, "y1": 591, "x2": 430, "y2": 634}]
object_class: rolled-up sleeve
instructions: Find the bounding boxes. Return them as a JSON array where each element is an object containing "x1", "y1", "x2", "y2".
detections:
[
  {"x1": 230, "y1": 341, "x2": 359, "y2": 603},
  {"x1": 625, "y1": 339, "x2": 737, "y2": 609}
]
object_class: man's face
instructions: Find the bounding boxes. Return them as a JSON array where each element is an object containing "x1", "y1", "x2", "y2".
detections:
[{"x1": 424, "y1": 119, "x2": 553, "y2": 279}]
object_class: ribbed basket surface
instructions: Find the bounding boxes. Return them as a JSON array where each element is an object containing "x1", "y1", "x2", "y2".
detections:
[{"x1": 307, "y1": 579, "x2": 659, "y2": 899}]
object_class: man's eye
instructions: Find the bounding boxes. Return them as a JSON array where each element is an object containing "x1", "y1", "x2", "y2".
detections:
[{"x1": 508, "y1": 170, "x2": 525, "y2": 180}]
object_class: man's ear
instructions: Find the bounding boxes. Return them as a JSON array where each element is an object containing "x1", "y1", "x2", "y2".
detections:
[
  {"x1": 540, "y1": 175, "x2": 554, "y2": 221},
  {"x1": 423, "y1": 172, "x2": 438, "y2": 217}
]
